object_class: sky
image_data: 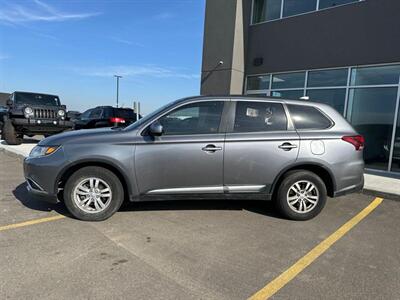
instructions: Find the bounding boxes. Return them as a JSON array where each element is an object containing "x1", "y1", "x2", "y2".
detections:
[{"x1": 0, "y1": 0, "x2": 205, "y2": 114}]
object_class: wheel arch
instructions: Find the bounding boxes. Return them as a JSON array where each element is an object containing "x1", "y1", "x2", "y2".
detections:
[
  {"x1": 271, "y1": 162, "x2": 336, "y2": 198},
  {"x1": 56, "y1": 159, "x2": 132, "y2": 202}
]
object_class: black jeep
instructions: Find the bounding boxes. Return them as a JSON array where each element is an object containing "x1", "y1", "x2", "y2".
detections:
[{"x1": 1, "y1": 91, "x2": 74, "y2": 145}]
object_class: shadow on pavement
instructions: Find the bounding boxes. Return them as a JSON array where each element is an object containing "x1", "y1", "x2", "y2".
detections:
[
  {"x1": 13, "y1": 182, "x2": 68, "y2": 216},
  {"x1": 120, "y1": 199, "x2": 282, "y2": 219},
  {"x1": 13, "y1": 182, "x2": 282, "y2": 220}
]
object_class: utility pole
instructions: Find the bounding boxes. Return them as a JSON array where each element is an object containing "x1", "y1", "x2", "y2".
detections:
[{"x1": 114, "y1": 75, "x2": 122, "y2": 107}]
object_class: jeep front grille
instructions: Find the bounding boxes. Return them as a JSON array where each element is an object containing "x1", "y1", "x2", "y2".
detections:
[{"x1": 34, "y1": 109, "x2": 56, "y2": 119}]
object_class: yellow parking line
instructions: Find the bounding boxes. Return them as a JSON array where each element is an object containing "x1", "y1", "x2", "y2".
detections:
[
  {"x1": 0, "y1": 215, "x2": 65, "y2": 232},
  {"x1": 248, "y1": 197, "x2": 383, "y2": 300}
]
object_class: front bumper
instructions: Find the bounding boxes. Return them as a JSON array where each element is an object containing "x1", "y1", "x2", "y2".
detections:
[
  {"x1": 13, "y1": 118, "x2": 73, "y2": 132},
  {"x1": 23, "y1": 148, "x2": 68, "y2": 203}
]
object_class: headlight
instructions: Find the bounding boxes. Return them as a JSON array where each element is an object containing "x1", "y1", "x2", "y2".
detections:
[
  {"x1": 29, "y1": 145, "x2": 60, "y2": 158},
  {"x1": 24, "y1": 107, "x2": 34, "y2": 118},
  {"x1": 58, "y1": 110, "x2": 65, "y2": 117}
]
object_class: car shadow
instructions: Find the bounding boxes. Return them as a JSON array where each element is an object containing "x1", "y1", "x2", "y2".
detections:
[
  {"x1": 13, "y1": 182, "x2": 282, "y2": 220},
  {"x1": 13, "y1": 182, "x2": 68, "y2": 215},
  {"x1": 120, "y1": 199, "x2": 282, "y2": 219}
]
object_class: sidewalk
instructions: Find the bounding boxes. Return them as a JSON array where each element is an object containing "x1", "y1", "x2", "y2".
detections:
[{"x1": 1, "y1": 139, "x2": 399, "y2": 200}]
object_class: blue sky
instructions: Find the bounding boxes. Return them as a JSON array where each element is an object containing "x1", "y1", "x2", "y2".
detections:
[{"x1": 0, "y1": 0, "x2": 205, "y2": 113}]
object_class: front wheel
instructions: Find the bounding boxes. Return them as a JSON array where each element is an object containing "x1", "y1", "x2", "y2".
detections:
[
  {"x1": 275, "y1": 170, "x2": 327, "y2": 221},
  {"x1": 1, "y1": 118, "x2": 22, "y2": 145},
  {"x1": 63, "y1": 166, "x2": 124, "y2": 221}
]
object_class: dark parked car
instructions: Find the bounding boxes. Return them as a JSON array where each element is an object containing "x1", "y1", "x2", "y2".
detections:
[
  {"x1": 1, "y1": 91, "x2": 73, "y2": 145},
  {"x1": 74, "y1": 106, "x2": 140, "y2": 130},
  {"x1": 24, "y1": 96, "x2": 364, "y2": 221}
]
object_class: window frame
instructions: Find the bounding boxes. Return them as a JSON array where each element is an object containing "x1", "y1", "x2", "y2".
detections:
[
  {"x1": 141, "y1": 99, "x2": 229, "y2": 137},
  {"x1": 251, "y1": 0, "x2": 364, "y2": 25}
]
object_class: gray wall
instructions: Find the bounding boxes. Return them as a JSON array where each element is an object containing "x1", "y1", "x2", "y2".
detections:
[
  {"x1": 245, "y1": 0, "x2": 400, "y2": 75},
  {"x1": 201, "y1": 0, "x2": 244, "y2": 95}
]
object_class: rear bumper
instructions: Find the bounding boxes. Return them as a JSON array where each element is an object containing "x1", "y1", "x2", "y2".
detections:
[
  {"x1": 333, "y1": 175, "x2": 364, "y2": 197},
  {"x1": 13, "y1": 118, "x2": 73, "y2": 132}
]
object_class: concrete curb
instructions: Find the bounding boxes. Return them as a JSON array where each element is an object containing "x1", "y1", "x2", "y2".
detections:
[{"x1": 0, "y1": 147, "x2": 25, "y2": 162}]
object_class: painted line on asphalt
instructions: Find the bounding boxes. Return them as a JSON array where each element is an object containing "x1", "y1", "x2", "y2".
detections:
[
  {"x1": 248, "y1": 197, "x2": 384, "y2": 300},
  {"x1": 0, "y1": 215, "x2": 66, "y2": 232}
]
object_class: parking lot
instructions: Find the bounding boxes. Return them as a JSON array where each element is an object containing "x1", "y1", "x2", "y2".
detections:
[{"x1": 1, "y1": 151, "x2": 400, "y2": 300}]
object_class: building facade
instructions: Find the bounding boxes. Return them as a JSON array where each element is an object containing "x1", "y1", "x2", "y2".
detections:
[{"x1": 201, "y1": 0, "x2": 400, "y2": 176}]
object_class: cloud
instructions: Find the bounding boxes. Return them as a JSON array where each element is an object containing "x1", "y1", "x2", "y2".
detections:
[
  {"x1": 153, "y1": 12, "x2": 175, "y2": 20},
  {"x1": 73, "y1": 65, "x2": 199, "y2": 80},
  {"x1": 110, "y1": 37, "x2": 145, "y2": 47},
  {"x1": 0, "y1": 0, "x2": 100, "y2": 25},
  {"x1": 0, "y1": 54, "x2": 10, "y2": 60}
]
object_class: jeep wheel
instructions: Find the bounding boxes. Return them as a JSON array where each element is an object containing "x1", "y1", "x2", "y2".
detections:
[
  {"x1": 275, "y1": 170, "x2": 327, "y2": 221},
  {"x1": 1, "y1": 119, "x2": 22, "y2": 145}
]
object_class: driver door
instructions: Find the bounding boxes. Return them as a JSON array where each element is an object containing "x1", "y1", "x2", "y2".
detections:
[{"x1": 134, "y1": 100, "x2": 227, "y2": 196}]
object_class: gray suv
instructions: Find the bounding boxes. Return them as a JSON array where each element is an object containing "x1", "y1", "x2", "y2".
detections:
[{"x1": 24, "y1": 96, "x2": 364, "y2": 221}]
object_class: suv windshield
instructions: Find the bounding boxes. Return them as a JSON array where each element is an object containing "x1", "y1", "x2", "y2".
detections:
[{"x1": 14, "y1": 92, "x2": 60, "y2": 106}]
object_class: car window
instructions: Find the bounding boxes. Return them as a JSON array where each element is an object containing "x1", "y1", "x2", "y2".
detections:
[
  {"x1": 89, "y1": 108, "x2": 103, "y2": 119},
  {"x1": 158, "y1": 101, "x2": 224, "y2": 135},
  {"x1": 233, "y1": 101, "x2": 287, "y2": 133},
  {"x1": 80, "y1": 109, "x2": 92, "y2": 120},
  {"x1": 115, "y1": 108, "x2": 134, "y2": 119},
  {"x1": 287, "y1": 104, "x2": 332, "y2": 130}
]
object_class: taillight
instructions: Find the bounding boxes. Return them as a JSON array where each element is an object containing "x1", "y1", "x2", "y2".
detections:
[
  {"x1": 110, "y1": 117, "x2": 126, "y2": 124},
  {"x1": 342, "y1": 135, "x2": 365, "y2": 151}
]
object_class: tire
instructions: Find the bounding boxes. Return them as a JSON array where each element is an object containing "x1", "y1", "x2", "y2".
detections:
[
  {"x1": 63, "y1": 166, "x2": 124, "y2": 221},
  {"x1": 1, "y1": 118, "x2": 22, "y2": 145},
  {"x1": 275, "y1": 170, "x2": 327, "y2": 221}
]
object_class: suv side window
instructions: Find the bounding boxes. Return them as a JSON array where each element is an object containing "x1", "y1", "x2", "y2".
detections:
[
  {"x1": 233, "y1": 101, "x2": 287, "y2": 133},
  {"x1": 158, "y1": 101, "x2": 224, "y2": 135},
  {"x1": 89, "y1": 108, "x2": 103, "y2": 119},
  {"x1": 287, "y1": 104, "x2": 332, "y2": 130}
]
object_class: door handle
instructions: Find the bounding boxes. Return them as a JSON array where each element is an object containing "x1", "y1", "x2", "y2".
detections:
[
  {"x1": 202, "y1": 144, "x2": 222, "y2": 152},
  {"x1": 278, "y1": 142, "x2": 298, "y2": 151}
]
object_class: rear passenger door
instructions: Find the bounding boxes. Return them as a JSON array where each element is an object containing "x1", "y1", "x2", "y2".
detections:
[{"x1": 223, "y1": 100, "x2": 299, "y2": 195}]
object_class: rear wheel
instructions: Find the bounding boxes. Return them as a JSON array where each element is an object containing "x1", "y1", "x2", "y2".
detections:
[
  {"x1": 1, "y1": 118, "x2": 22, "y2": 145},
  {"x1": 275, "y1": 170, "x2": 327, "y2": 221},
  {"x1": 63, "y1": 166, "x2": 124, "y2": 221}
]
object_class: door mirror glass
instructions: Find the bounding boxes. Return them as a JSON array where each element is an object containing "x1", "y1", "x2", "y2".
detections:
[
  {"x1": 6, "y1": 99, "x2": 13, "y2": 106},
  {"x1": 149, "y1": 121, "x2": 163, "y2": 136}
]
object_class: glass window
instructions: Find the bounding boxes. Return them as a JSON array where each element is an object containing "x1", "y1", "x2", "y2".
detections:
[
  {"x1": 350, "y1": 65, "x2": 400, "y2": 86},
  {"x1": 287, "y1": 104, "x2": 332, "y2": 130},
  {"x1": 247, "y1": 75, "x2": 270, "y2": 90},
  {"x1": 80, "y1": 109, "x2": 92, "y2": 120},
  {"x1": 283, "y1": 0, "x2": 317, "y2": 17},
  {"x1": 391, "y1": 107, "x2": 400, "y2": 172},
  {"x1": 306, "y1": 89, "x2": 346, "y2": 114},
  {"x1": 89, "y1": 108, "x2": 103, "y2": 119},
  {"x1": 272, "y1": 72, "x2": 305, "y2": 89},
  {"x1": 252, "y1": 0, "x2": 282, "y2": 23},
  {"x1": 319, "y1": 0, "x2": 360, "y2": 9},
  {"x1": 271, "y1": 90, "x2": 304, "y2": 99},
  {"x1": 347, "y1": 88, "x2": 398, "y2": 171},
  {"x1": 307, "y1": 69, "x2": 348, "y2": 87},
  {"x1": 233, "y1": 101, "x2": 287, "y2": 132},
  {"x1": 158, "y1": 101, "x2": 224, "y2": 135},
  {"x1": 14, "y1": 92, "x2": 60, "y2": 106}
]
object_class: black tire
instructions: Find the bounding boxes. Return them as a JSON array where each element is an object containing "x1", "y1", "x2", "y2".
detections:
[
  {"x1": 275, "y1": 170, "x2": 327, "y2": 221},
  {"x1": 63, "y1": 166, "x2": 124, "y2": 221},
  {"x1": 1, "y1": 118, "x2": 22, "y2": 145}
]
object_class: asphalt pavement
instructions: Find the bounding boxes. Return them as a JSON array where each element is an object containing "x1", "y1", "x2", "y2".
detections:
[{"x1": 0, "y1": 152, "x2": 399, "y2": 300}]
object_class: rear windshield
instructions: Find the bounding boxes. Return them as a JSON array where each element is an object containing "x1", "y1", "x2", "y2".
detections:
[
  {"x1": 287, "y1": 104, "x2": 332, "y2": 130},
  {"x1": 15, "y1": 92, "x2": 60, "y2": 106},
  {"x1": 115, "y1": 108, "x2": 135, "y2": 119}
]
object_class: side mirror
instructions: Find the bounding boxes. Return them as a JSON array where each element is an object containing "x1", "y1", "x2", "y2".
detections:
[
  {"x1": 6, "y1": 99, "x2": 13, "y2": 106},
  {"x1": 149, "y1": 122, "x2": 163, "y2": 136}
]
